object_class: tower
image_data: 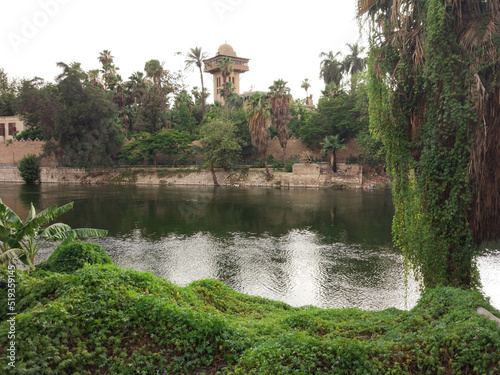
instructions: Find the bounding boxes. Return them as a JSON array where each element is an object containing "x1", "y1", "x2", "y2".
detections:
[{"x1": 204, "y1": 43, "x2": 249, "y2": 103}]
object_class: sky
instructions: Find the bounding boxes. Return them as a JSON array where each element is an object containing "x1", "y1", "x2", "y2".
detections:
[{"x1": 1, "y1": 0, "x2": 366, "y2": 104}]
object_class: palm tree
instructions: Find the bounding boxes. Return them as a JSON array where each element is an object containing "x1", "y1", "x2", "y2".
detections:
[
  {"x1": 342, "y1": 43, "x2": 366, "y2": 92},
  {"x1": 217, "y1": 57, "x2": 234, "y2": 101},
  {"x1": 55, "y1": 62, "x2": 85, "y2": 82},
  {"x1": 185, "y1": 47, "x2": 208, "y2": 117},
  {"x1": 268, "y1": 79, "x2": 291, "y2": 162},
  {"x1": 86, "y1": 69, "x2": 103, "y2": 89},
  {"x1": 127, "y1": 72, "x2": 148, "y2": 132},
  {"x1": 319, "y1": 51, "x2": 344, "y2": 86},
  {"x1": 98, "y1": 50, "x2": 119, "y2": 90},
  {"x1": 245, "y1": 92, "x2": 271, "y2": 179},
  {"x1": 144, "y1": 59, "x2": 168, "y2": 128},
  {"x1": 301, "y1": 78, "x2": 311, "y2": 100},
  {"x1": 320, "y1": 134, "x2": 346, "y2": 173}
]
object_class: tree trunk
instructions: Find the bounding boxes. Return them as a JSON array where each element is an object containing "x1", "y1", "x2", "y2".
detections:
[
  {"x1": 331, "y1": 151, "x2": 338, "y2": 173},
  {"x1": 199, "y1": 67, "x2": 206, "y2": 117},
  {"x1": 210, "y1": 164, "x2": 219, "y2": 187},
  {"x1": 137, "y1": 100, "x2": 143, "y2": 133},
  {"x1": 264, "y1": 155, "x2": 271, "y2": 180}
]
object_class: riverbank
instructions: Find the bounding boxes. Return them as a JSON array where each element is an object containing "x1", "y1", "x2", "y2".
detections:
[
  {"x1": 1, "y1": 264, "x2": 499, "y2": 374},
  {"x1": 0, "y1": 164, "x2": 391, "y2": 189}
]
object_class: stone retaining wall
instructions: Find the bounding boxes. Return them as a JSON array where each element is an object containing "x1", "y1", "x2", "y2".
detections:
[{"x1": 0, "y1": 163, "x2": 363, "y2": 189}]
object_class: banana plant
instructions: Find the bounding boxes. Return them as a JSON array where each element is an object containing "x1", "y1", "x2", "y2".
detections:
[{"x1": 0, "y1": 199, "x2": 108, "y2": 271}]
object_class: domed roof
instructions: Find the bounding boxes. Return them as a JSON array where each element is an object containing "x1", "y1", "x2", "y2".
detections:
[{"x1": 217, "y1": 43, "x2": 236, "y2": 57}]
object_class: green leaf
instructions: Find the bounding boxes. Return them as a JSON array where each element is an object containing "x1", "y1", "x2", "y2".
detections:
[
  {"x1": 68, "y1": 228, "x2": 108, "y2": 239},
  {"x1": 26, "y1": 203, "x2": 36, "y2": 222},
  {"x1": 0, "y1": 199, "x2": 22, "y2": 228},
  {"x1": 0, "y1": 248, "x2": 24, "y2": 264},
  {"x1": 39, "y1": 223, "x2": 72, "y2": 238}
]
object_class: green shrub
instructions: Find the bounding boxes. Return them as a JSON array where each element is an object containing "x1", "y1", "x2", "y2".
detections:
[
  {"x1": 38, "y1": 241, "x2": 112, "y2": 273},
  {"x1": 272, "y1": 160, "x2": 284, "y2": 170},
  {"x1": 285, "y1": 160, "x2": 295, "y2": 172},
  {"x1": 18, "y1": 153, "x2": 40, "y2": 183}
]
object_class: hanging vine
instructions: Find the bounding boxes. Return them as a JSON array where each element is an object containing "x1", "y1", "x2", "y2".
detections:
[{"x1": 360, "y1": 0, "x2": 500, "y2": 289}]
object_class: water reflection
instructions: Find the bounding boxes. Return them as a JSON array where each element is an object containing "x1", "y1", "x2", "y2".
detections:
[
  {"x1": 91, "y1": 231, "x2": 420, "y2": 310},
  {"x1": 0, "y1": 183, "x2": 497, "y2": 310}
]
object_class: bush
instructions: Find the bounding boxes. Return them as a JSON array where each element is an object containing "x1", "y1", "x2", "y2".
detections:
[
  {"x1": 18, "y1": 154, "x2": 40, "y2": 183},
  {"x1": 285, "y1": 160, "x2": 295, "y2": 172},
  {"x1": 272, "y1": 160, "x2": 284, "y2": 171},
  {"x1": 38, "y1": 241, "x2": 112, "y2": 273}
]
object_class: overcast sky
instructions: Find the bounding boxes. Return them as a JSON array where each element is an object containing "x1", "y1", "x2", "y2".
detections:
[{"x1": 1, "y1": 0, "x2": 366, "y2": 104}]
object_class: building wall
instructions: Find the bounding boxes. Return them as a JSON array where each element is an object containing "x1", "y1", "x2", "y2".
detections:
[
  {"x1": 0, "y1": 139, "x2": 51, "y2": 166},
  {"x1": 0, "y1": 116, "x2": 25, "y2": 143},
  {"x1": 212, "y1": 71, "x2": 241, "y2": 102}
]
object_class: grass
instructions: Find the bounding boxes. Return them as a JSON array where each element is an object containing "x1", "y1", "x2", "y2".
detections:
[{"x1": 1, "y1": 264, "x2": 499, "y2": 374}]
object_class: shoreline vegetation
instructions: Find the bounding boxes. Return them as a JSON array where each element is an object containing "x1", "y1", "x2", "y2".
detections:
[{"x1": 1, "y1": 259, "x2": 499, "y2": 374}]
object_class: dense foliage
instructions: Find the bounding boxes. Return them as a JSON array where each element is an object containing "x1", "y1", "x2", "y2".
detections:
[
  {"x1": 0, "y1": 200, "x2": 107, "y2": 271},
  {"x1": 199, "y1": 118, "x2": 243, "y2": 186},
  {"x1": 38, "y1": 241, "x2": 112, "y2": 274},
  {"x1": 119, "y1": 130, "x2": 194, "y2": 166},
  {"x1": 1, "y1": 263, "x2": 499, "y2": 374},
  {"x1": 361, "y1": 0, "x2": 500, "y2": 288},
  {"x1": 17, "y1": 154, "x2": 40, "y2": 183}
]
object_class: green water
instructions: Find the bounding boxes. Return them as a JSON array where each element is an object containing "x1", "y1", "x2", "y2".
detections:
[{"x1": 1, "y1": 183, "x2": 498, "y2": 310}]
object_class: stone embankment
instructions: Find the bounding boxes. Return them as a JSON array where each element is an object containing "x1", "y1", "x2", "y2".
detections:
[{"x1": 0, "y1": 163, "x2": 376, "y2": 189}]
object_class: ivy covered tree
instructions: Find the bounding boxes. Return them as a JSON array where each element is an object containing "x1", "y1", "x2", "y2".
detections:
[{"x1": 359, "y1": 0, "x2": 500, "y2": 288}]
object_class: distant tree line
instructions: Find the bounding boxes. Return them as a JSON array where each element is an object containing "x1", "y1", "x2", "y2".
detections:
[{"x1": 0, "y1": 44, "x2": 383, "y2": 172}]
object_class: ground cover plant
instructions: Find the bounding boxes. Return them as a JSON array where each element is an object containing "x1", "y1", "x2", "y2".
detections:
[{"x1": 1, "y1": 257, "x2": 499, "y2": 374}]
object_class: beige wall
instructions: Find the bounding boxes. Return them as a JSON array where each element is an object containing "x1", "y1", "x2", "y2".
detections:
[
  {"x1": 0, "y1": 116, "x2": 25, "y2": 143},
  {"x1": 212, "y1": 71, "x2": 242, "y2": 103},
  {"x1": 267, "y1": 138, "x2": 360, "y2": 162},
  {"x1": 0, "y1": 139, "x2": 54, "y2": 166}
]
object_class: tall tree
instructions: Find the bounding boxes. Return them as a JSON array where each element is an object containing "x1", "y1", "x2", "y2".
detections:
[
  {"x1": 126, "y1": 72, "x2": 148, "y2": 133},
  {"x1": 55, "y1": 62, "x2": 122, "y2": 168},
  {"x1": 199, "y1": 119, "x2": 243, "y2": 187},
  {"x1": 342, "y1": 43, "x2": 366, "y2": 92},
  {"x1": 319, "y1": 51, "x2": 344, "y2": 86},
  {"x1": 301, "y1": 78, "x2": 311, "y2": 100},
  {"x1": 359, "y1": 0, "x2": 500, "y2": 288},
  {"x1": 0, "y1": 69, "x2": 17, "y2": 116},
  {"x1": 185, "y1": 47, "x2": 208, "y2": 117},
  {"x1": 144, "y1": 59, "x2": 169, "y2": 129},
  {"x1": 245, "y1": 92, "x2": 271, "y2": 178},
  {"x1": 15, "y1": 78, "x2": 62, "y2": 140},
  {"x1": 98, "y1": 50, "x2": 120, "y2": 90},
  {"x1": 268, "y1": 79, "x2": 291, "y2": 162}
]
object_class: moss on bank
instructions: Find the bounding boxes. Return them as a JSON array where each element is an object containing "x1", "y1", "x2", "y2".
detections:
[{"x1": 1, "y1": 265, "x2": 499, "y2": 374}]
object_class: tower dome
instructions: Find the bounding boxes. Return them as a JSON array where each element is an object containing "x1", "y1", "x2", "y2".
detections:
[{"x1": 217, "y1": 43, "x2": 236, "y2": 57}]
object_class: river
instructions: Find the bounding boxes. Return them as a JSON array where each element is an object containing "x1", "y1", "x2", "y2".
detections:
[{"x1": 1, "y1": 183, "x2": 499, "y2": 310}]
